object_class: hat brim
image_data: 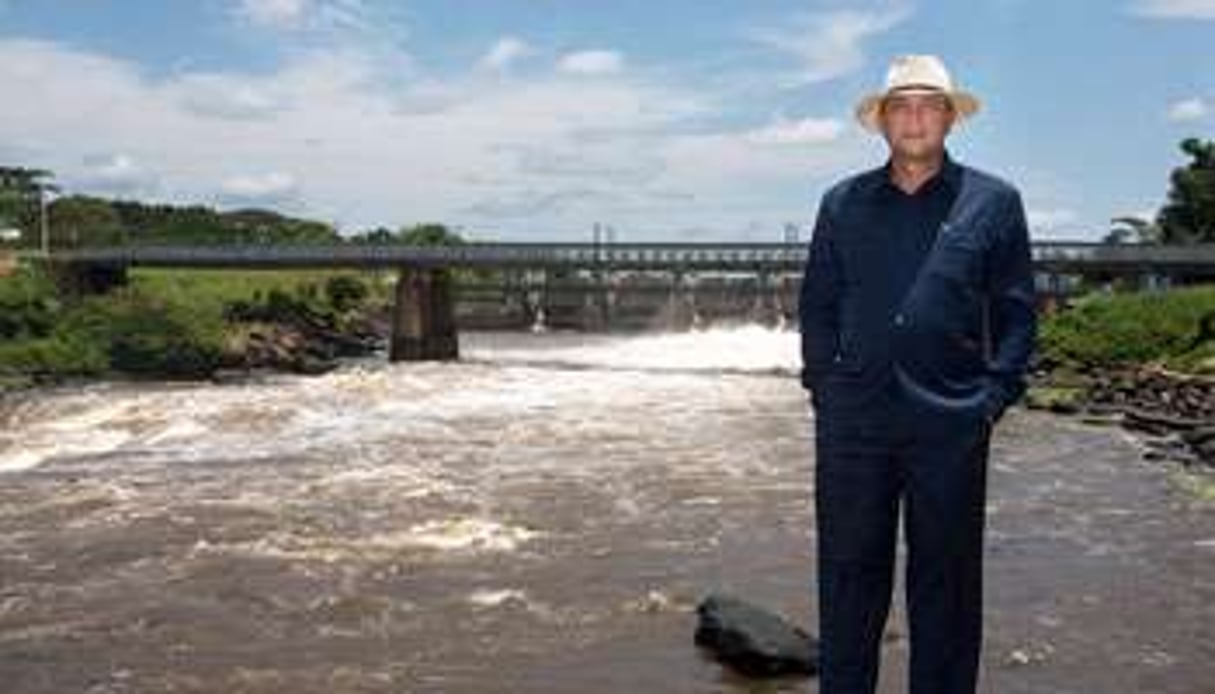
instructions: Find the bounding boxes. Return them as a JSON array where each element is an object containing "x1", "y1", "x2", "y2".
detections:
[{"x1": 855, "y1": 90, "x2": 981, "y2": 132}]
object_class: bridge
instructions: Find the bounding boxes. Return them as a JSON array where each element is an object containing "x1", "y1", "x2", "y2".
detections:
[
  {"x1": 17, "y1": 241, "x2": 1215, "y2": 362},
  {"x1": 32, "y1": 240, "x2": 1215, "y2": 274}
]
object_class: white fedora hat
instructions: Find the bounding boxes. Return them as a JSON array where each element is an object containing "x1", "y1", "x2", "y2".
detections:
[{"x1": 855, "y1": 54, "x2": 981, "y2": 132}]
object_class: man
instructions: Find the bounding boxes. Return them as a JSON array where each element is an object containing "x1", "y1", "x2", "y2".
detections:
[{"x1": 799, "y1": 55, "x2": 1037, "y2": 694}]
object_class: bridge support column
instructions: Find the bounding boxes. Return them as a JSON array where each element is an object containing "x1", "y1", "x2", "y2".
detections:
[
  {"x1": 390, "y1": 268, "x2": 459, "y2": 362},
  {"x1": 664, "y1": 271, "x2": 697, "y2": 331},
  {"x1": 751, "y1": 272, "x2": 781, "y2": 327},
  {"x1": 50, "y1": 260, "x2": 129, "y2": 297}
]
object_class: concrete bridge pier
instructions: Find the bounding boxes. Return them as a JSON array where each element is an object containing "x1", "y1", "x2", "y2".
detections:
[
  {"x1": 749, "y1": 272, "x2": 782, "y2": 327},
  {"x1": 390, "y1": 267, "x2": 459, "y2": 362},
  {"x1": 50, "y1": 260, "x2": 130, "y2": 297},
  {"x1": 503, "y1": 269, "x2": 533, "y2": 330},
  {"x1": 663, "y1": 271, "x2": 697, "y2": 331}
]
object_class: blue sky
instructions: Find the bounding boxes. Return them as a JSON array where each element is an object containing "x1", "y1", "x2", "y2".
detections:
[{"x1": 1, "y1": 0, "x2": 1212, "y2": 242}]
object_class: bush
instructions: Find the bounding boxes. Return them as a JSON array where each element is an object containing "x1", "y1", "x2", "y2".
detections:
[
  {"x1": 0, "y1": 336, "x2": 107, "y2": 379},
  {"x1": 55, "y1": 289, "x2": 227, "y2": 378},
  {"x1": 1039, "y1": 285, "x2": 1215, "y2": 370},
  {"x1": 0, "y1": 265, "x2": 60, "y2": 339},
  {"x1": 324, "y1": 275, "x2": 369, "y2": 313},
  {"x1": 1, "y1": 268, "x2": 381, "y2": 384}
]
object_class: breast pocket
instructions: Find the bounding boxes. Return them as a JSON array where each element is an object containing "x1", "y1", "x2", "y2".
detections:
[
  {"x1": 915, "y1": 226, "x2": 988, "y2": 336},
  {"x1": 928, "y1": 226, "x2": 986, "y2": 288}
]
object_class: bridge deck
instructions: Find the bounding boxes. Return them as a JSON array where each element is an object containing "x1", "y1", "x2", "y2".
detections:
[{"x1": 20, "y1": 242, "x2": 1215, "y2": 275}]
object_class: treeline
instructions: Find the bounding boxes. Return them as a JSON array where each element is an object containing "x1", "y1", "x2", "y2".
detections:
[{"x1": 0, "y1": 166, "x2": 465, "y2": 249}]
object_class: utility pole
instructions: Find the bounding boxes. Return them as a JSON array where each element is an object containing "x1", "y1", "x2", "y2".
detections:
[{"x1": 39, "y1": 187, "x2": 49, "y2": 256}]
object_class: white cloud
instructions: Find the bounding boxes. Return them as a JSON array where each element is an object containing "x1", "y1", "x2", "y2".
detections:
[
  {"x1": 479, "y1": 37, "x2": 534, "y2": 73},
  {"x1": 557, "y1": 50, "x2": 625, "y2": 76},
  {"x1": 1127, "y1": 0, "x2": 1215, "y2": 19},
  {"x1": 236, "y1": 0, "x2": 311, "y2": 29},
  {"x1": 752, "y1": 6, "x2": 912, "y2": 85},
  {"x1": 0, "y1": 36, "x2": 872, "y2": 239},
  {"x1": 1026, "y1": 207, "x2": 1082, "y2": 239},
  {"x1": 234, "y1": 0, "x2": 384, "y2": 43},
  {"x1": 221, "y1": 172, "x2": 298, "y2": 201},
  {"x1": 77, "y1": 154, "x2": 147, "y2": 193},
  {"x1": 1167, "y1": 97, "x2": 1210, "y2": 122},
  {"x1": 744, "y1": 116, "x2": 845, "y2": 146},
  {"x1": 169, "y1": 73, "x2": 284, "y2": 120}
]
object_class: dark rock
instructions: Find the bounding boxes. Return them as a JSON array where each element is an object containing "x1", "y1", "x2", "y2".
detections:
[
  {"x1": 1124, "y1": 407, "x2": 1207, "y2": 434},
  {"x1": 694, "y1": 594, "x2": 820, "y2": 679},
  {"x1": 1194, "y1": 439, "x2": 1215, "y2": 466},
  {"x1": 1049, "y1": 400, "x2": 1083, "y2": 415},
  {"x1": 293, "y1": 355, "x2": 337, "y2": 375},
  {"x1": 1084, "y1": 403, "x2": 1126, "y2": 417},
  {"x1": 1181, "y1": 426, "x2": 1215, "y2": 448},
  {"x1": 210, "y1": 369, "x2": 252, "y2": 386}
]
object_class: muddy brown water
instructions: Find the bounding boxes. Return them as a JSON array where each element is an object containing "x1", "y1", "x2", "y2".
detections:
[{"x1": 1, "y1": 330, "x2": 1213, "y2": 693}]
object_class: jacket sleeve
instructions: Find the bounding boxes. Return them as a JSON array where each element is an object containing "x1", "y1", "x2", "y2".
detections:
[
  {"x1": 984, "y1": 190, "x2": 1038, "y2": 419},
  {"x1": 799, "y1": 197, "x2": 842, "y2": 392}
]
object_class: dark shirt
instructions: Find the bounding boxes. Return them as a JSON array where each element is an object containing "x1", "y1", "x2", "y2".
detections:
[
  {"x1": 879, "y1": 159, "x2": 961, "y2": 316},
  {"x1": 798, "y1": 152, "x2": 1037, "y2": 423}
]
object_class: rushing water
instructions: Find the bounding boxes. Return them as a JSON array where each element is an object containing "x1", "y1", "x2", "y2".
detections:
[{"x1": 1, "y1": 328, "x2": 1213, "y2": 693}]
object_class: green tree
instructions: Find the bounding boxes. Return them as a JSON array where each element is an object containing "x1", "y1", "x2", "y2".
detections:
[
  {"x1": 398, "y1": 223, "x2": 465, "y2": 246},
  {"x1": 48, "y1": 195, "x2": 125, "y2": 248},
  {"x1": 1157, "y1": 138, "x2": 1215, "y2": 244},
  {"x1": 222, "y1": 208, "x2": 339, "y2": 244},
  {"x1": 349, "y1": 226, "x2": 396, "y2": 244}
]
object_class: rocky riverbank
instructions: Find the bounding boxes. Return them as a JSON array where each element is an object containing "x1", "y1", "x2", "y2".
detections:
[
  {"x1": 1026, "y1": 366, "x2": 1215, "y2": 469},
  {"x1": 216, "y1": 312, "x2": 386, "y2": 379}
]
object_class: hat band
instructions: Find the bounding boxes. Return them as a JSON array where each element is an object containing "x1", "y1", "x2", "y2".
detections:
[{"x1": 886, "y1": 84, "x2": 949, "y2": 96}]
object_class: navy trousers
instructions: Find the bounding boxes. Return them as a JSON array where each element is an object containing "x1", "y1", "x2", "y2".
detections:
[{"x1": 814, "y1": 377, "x2": 991, "y2": 694}]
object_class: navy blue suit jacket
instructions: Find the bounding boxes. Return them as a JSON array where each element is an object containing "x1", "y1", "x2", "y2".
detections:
[{"x1": 799, "y1": 159, "x2": 1037, "y2": 424}]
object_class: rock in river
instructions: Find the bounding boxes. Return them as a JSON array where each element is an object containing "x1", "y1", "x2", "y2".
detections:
[{"x1": 694, "y1": 593, "x2": 820, "y2": 678}]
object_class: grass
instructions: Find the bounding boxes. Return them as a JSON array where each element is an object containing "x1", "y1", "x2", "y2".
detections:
[
  {"x1": 1169, "y1": 468, "x2": 1215, "y2": 506},
  {"x1": 130, "y1": 268, "x2": 393, "y2": 310}
]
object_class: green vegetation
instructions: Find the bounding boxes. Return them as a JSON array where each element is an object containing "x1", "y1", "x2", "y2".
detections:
[
  {"x1": 1038, "y1": 284, "x2": 1215, "y2": 374},
  {"x1": 1169, "y1": 468, "x2": 1215, "y2": 505},
  {"x1": 0, "y1": 263, "x2": 385, "y2": 389},
  {"x1": 1159, "y1": 138, "x2": 1215, "y2": 244}
]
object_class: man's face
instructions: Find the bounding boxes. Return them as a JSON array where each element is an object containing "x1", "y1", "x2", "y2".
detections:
[{"x1": 879, "y1": 91, "x2": 956, "y2": 161}]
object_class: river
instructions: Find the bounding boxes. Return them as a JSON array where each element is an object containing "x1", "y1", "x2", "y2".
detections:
[{"x1": 1, "y1": 328, "x2": 1213, "y2": 693}]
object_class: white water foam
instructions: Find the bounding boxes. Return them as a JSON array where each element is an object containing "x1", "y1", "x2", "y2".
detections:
[
  {"x1": 467, "y1": 325, "x2": 799, "y2": 374},
  {"x1": 0, "y1": 327, "x2": 803, "y2": 474}
]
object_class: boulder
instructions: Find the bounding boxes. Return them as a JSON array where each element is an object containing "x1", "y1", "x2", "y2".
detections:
[
  {"x1": 694, "y1": 594, "x2": 820, "y2": 678},
  {"x1": 1181, "y1": 426, "x2": 1215, "y2": 448}
]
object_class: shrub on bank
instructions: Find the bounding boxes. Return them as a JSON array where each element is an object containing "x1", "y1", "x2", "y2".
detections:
[
  {"x1": 54, "y1": 289, "x2": 228, "y2": 378},
  {"x1": 0, "y1": 265, "x2": 59, "y2": 340},
  {"x1": 0, "y1": 335, "x2": 108, "y2": 379},
  {"x1": 0, "y1": 265, "x2": 381, "y2": 385},
  {"x1": 1038, "y1": 284, "x2": 1215, "y2": 372}
]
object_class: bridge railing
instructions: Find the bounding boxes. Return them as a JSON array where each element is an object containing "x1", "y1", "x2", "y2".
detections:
[
  {"x1": 45, "y1": 242, "x2": 811, "y2": 271},
  {"x1": 30, "y1": 241, "x2": 1215, "y2": 275}
]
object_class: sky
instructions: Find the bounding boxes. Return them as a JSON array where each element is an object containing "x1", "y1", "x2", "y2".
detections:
[{"x1": 0, "y1": 0, "x2": 1212, "y2": 242}]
